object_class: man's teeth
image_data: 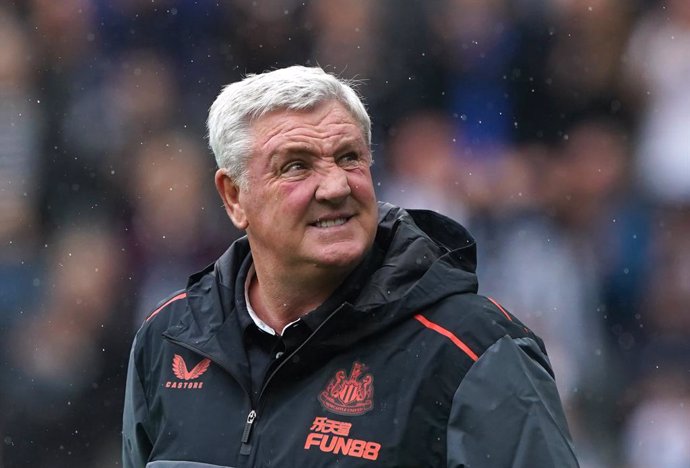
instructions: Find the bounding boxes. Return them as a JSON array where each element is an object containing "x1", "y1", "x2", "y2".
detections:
[{"x1": 314, "y1": 218, "x2": 347, "y2": 228}]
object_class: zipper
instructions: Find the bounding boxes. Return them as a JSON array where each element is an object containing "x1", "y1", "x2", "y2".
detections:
[
  {"x1": 239, "y1": 410, "x2": 256, "y2": 455},
  {"x1": 238, "y1": 303, "x2": 350, "y2": 456},
  {"x1": 241, "y1": 410, "x2": 256, "y2": 443}
]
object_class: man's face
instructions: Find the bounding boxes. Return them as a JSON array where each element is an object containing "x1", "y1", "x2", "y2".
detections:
[{"x1": 219, "y1": 100, "x2": 378, "y2": 277}]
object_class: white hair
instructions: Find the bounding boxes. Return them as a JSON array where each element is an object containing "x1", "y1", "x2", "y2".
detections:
[{"x1": 207, "y1": 65, "x2": 371, "y2": 189}]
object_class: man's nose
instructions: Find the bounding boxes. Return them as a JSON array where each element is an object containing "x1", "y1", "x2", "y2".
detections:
[{"x1": 315, "y1": 166, "x2": 351, "y2": 202}]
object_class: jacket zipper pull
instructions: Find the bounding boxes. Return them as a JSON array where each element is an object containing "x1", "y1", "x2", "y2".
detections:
[{"x1": 240, "y1": 410, "x2": 256, "y2": 455}]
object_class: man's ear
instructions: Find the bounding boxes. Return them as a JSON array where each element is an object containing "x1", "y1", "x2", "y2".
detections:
[{"x1": 215, "y1": 169, "x2": 248, "y2": 230}]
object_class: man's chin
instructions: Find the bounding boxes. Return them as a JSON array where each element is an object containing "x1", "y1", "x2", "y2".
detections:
[{"x1": 309, "y1": 246, "x2": 367, "y2": 271}]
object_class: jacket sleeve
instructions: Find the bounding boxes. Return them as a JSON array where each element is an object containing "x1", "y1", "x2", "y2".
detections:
[
  {"x1": 447, "y1": 335, "x2": 579, "y2": 467},
  {"x1": 122, "y1": 335, "x2": 153, "y2": 468}
]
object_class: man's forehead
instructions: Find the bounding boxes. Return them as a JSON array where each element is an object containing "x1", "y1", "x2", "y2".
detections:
[{"x1": 250, "y1": 102, "x2": 365, "y2": 151}]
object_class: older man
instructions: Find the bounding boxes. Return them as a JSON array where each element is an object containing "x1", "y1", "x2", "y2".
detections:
[{"x1": 123, "y1": 66, "x2": 579, "y2": 467}]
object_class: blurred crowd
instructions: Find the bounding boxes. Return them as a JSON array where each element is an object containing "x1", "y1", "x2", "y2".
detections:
[{"x1": 0, "y1": 0, "x2": 689, "y2": 466}]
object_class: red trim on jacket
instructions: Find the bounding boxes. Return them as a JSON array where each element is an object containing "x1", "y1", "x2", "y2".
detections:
[
  {"x1": 414, "y1": 314, "x2": 479, "y2": 362},
  {"x1": 146, "y1": 292, "x2": 187, "y2": 322},
  {"x1": 487, "y1": 297, "x2": 513, "y2": 322}
]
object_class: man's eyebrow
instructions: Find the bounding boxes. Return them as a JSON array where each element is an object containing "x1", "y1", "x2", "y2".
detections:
[
  {"x1": 268, "y1": 138, "x2": 366, "y2": 163},
  {"x1": 339, "y1": 139, "x2": 363, "y2": 148},
  {"x1": 269, "y1": 145, "x2": 314, "y2": 162},
  {"x1": 330, "y1": 138, "x2": 368, "y2": 156},
  {"x1": 266, "y1": 146, "x2": 310, "y2": 169}
]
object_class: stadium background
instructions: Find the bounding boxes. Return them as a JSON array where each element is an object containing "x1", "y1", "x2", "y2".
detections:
[{"x1": 1, "y1": 0, "x2": 689, "y2": 466}]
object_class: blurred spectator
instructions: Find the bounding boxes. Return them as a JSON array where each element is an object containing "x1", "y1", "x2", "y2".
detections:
[
  {"x1": 545, "y1": 0, "x2": 634, "y2": 122},
  {"x1": 229, "y1": 0, "x2": 311, "y2": 72},
  {"x1": 646, "y1": 209, "x2": 690, "y2": 336},
  {"x1": 624, "y1": 376, "x2": 690, "y2": 468},
  {"x1": 425, "y1": 0, "x2": 519, "y2": 149},
  {"x1": 124, "y1": 129, "x2": 234, "y2": 324},
  {"x1": 380, "y1": 110, "x2": 471, "y2": 222},
  {"x1": 624, "y1": 0, "x2": 690, "y2": 203},
  {"x1": 0, "y1": 7, "x2": 42, "y2": 325},
  {"x1": 1, "y1": 221, "x2": 131, "y2": 467},
  {"x1": 62, "y1": 47, "x2": 180, "y2": 166},
  {"x1": 510, "y1": 0, "x2": 636, "y2": 143},
  {"x1": 308, "y1": 0, "x2": 382, "y2": 78},
  {"x1": 27, "y1": 0, "x2": 111, "y2": 230},
  {"x1": 620, "y1": 207, "x2": 690, "y2": 467},
  {"x1": 29, "y1": 0, "x2": 97, "y2": 70},
  {"x1": 622, "y1": 365, "x2": 690, "y2": 468}
]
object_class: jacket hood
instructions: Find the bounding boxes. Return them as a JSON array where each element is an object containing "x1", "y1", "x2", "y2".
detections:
[
  {"x1": 300, "y1": 203, "x2": 478, "y2": 352},
  {"x1": 355, "y1": 202, "x2": 478, "y2": 313}
]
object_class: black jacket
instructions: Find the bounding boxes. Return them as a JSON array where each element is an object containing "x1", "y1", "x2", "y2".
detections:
[{"x1": 123, "y1": 203, "x2": 579, "y2": 467}]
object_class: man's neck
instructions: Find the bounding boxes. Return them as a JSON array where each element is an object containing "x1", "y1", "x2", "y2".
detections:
[{"x1": 247, "y1": 264, "x2": 349, "y2": 334}]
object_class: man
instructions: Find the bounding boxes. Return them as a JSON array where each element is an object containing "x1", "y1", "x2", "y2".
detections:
[{"x1": 123, "y1": 66, "x2": 579, "y2": 467}]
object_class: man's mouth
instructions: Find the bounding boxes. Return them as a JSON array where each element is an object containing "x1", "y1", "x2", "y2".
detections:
[{"x1": 312, "y1": 217, "x2": 350, "y2": 228}]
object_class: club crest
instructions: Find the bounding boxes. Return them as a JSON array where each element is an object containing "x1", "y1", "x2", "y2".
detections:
[{"x1": 319, "y1": 362, "x2": 374, "y2": 416}]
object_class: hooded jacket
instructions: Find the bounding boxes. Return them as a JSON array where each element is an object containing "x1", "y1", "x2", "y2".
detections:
[{"x1": 123, "y1": 203, "x2": 579, "y2": 468}]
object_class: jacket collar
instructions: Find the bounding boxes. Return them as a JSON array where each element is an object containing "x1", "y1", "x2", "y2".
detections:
[{"x1": 164, "y1": 203, "x2": 478, "y2": 372}]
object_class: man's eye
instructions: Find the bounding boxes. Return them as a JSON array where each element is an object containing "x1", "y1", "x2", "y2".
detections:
[
  {"x1": 338, "y1": 152, "x2": 360, "y2": 166},
  {"x1": 282, "y1": 161, "x2": 307, "y2": 173}
]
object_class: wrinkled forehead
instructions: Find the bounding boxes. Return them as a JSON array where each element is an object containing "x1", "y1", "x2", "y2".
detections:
[
  {"x1": 248, "y1": 98, "x2": 341, "y2": 123},
  {"x1": 249, "y1": 101, "x2": 368, "y2": 155},
  {"x1": 249, "y1": 98, "x2": 367, "y2": 138}
]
